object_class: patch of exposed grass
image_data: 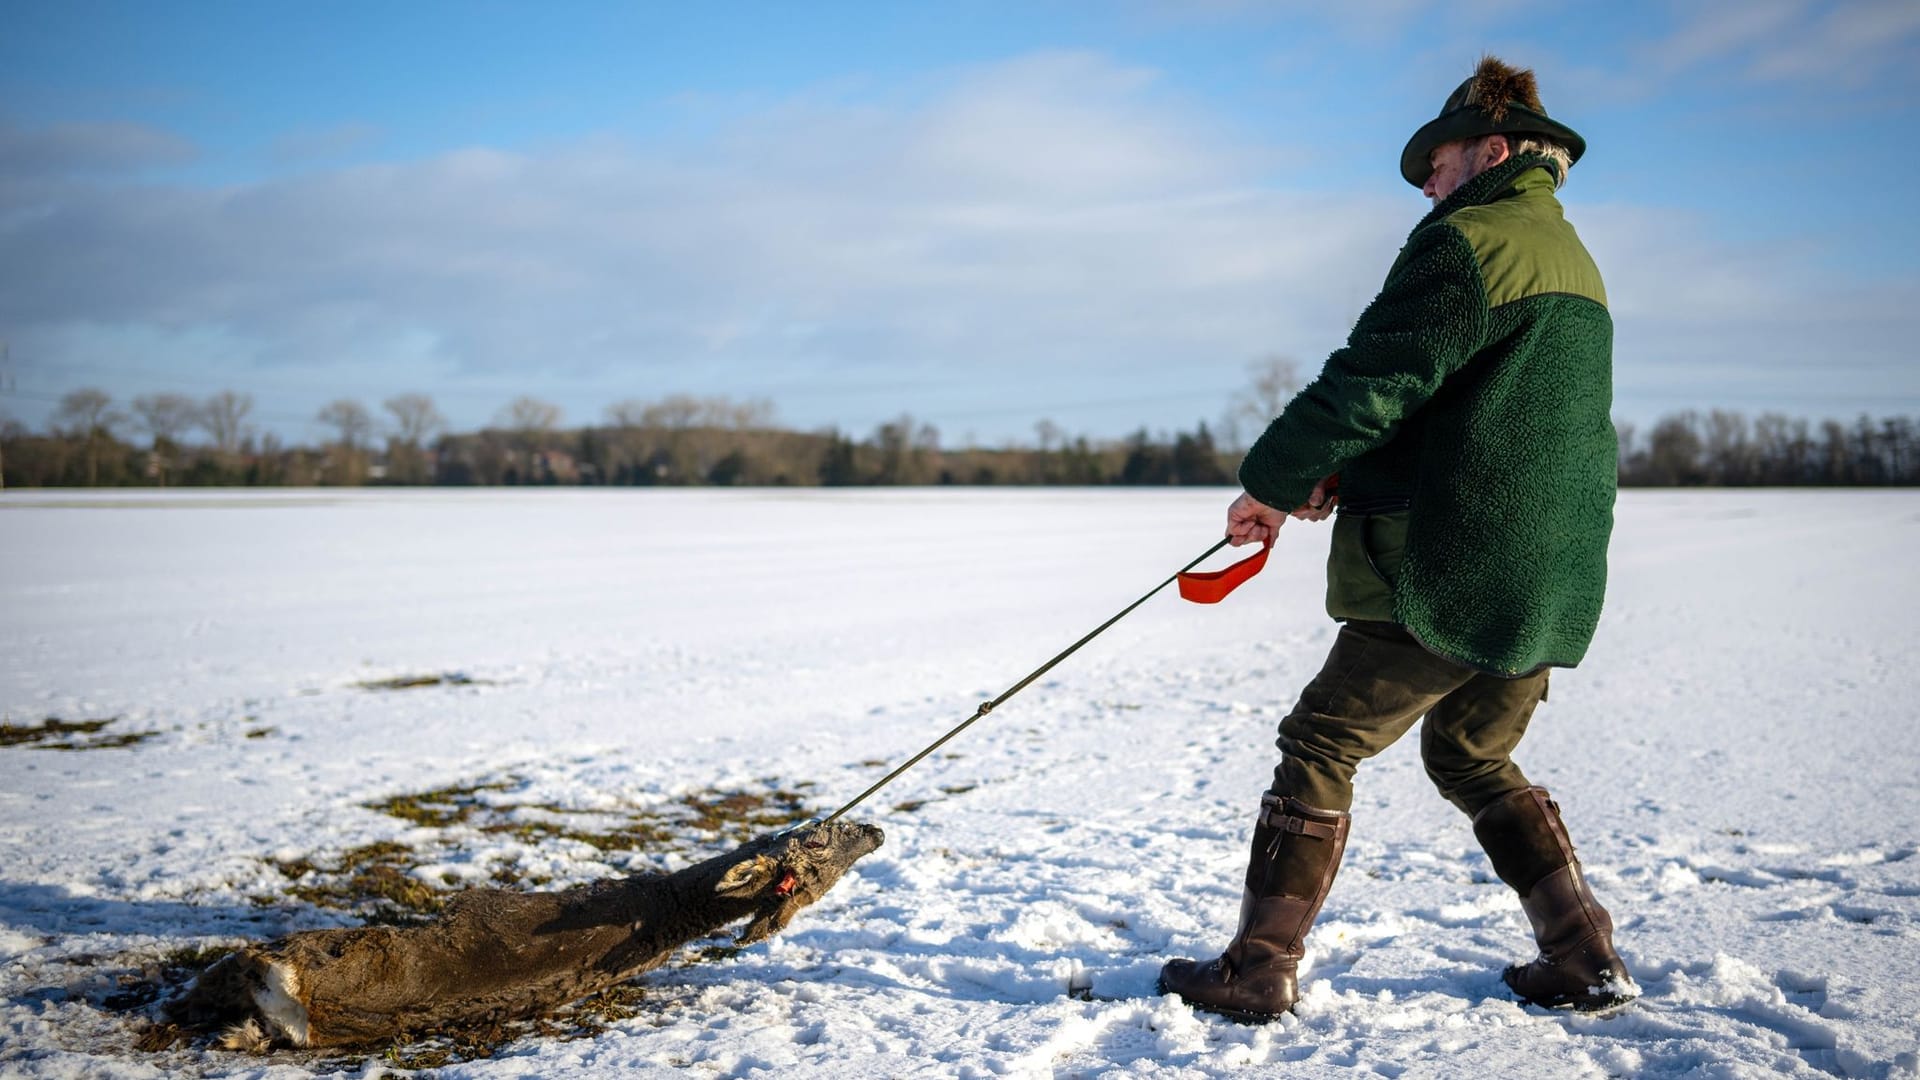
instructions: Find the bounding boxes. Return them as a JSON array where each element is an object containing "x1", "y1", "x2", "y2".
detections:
[
  {"x1": 477, "y1": 815, "x2": 679, "y2": 854},
  {"x1": 0, "y1": 717, "x2": 159, "y2": 751},
  {"x1": 678, "y1": 788, "x2": 811, "y2": 839},
  {"x1": 478, "y1": 817, "x2": 571, "y2": 843},
  {"x1": 362, "y1": 777, "x2": 811, "y2": 859},
  {"x1": 0, "y1": 718, "x2": 111, "y2": 746},
  {"x1": 367, "y1": 780, "x2": 517, "y2": 828},
  {"x1": 339, "y1": 840, "x2": 416, "y2": 870},
  {"x1": 355, "y1": 672, "x2": 490, "y2": 692},
  {"x1": 253, "y1": 776, "x2": 825, "y2": 929},
  {"x1": 487, "y1": 863, "x2": 553, "y2": 888},
  {"x1": 132, "y1": 1022, "x2": 187, "y2": 1053},
  {"x1": 273, "y1": 841, "x2": 445, "y2": 923},
  {"x1": 564, "y1": 982, "x2": 651, "y2": 1036}
]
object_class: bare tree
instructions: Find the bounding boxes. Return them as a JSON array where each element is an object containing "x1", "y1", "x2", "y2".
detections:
[
  {"x1": 690, "y1": 397, "x2": 774, "y2": 483},
  {"x1": 318, "y1": 399, "x2": 373, "y2": 449},
  {"x1": 640, "y1": 394, "x2": 701, "y2": 432},
  {"x1": 55, "y1": 387, "x2": 123, "y2": 486},
  {"x1": 1644, "y1": 412, "x2": 1704, "y2": 485},
  {"x1": 132, "y1": 393, "x2": 199, "y2": 444},
  {"x1": 497, "y1": 396, "x2": 562, "y2": 482},
  {"x1": 1614, "y1": 421, "x2": 1637, "y2": 483},
  {"x1": 1704, "y1": 410, "x2": 1754, "y2": 486},
  {"x1": 383, "y1": 393, "x2": 445, "y2": 484},
  {"x1": 1226, "y1": 354, "x2": 1301, "y2": 450},
  {"x1": 200, "y1": 391, "x2": 255, "y2": 457},
  {"x1": 605, "y1": 398, "x2": 648, "y2": 430},
  {"x1": 131, "y1": 392, "x2": 200, "y2": 487},
  {"x1": 602, "y1": 395, "x2": 775, "y2": 484},
  {"x1": 1819, "y1": 419, "x2": 1851, "y2": 484},
  {"x1": 384, "y1": 393, "x2": 445, "y2": 446},
  {"x1": 317, "y1": 399, "x2": 373, "y2": 485},
  {"x1": 1030, "y1": 419, "x2": 1064, "y2": 484},
  {"x1": 500, "y1": 395, "x2": 562, "y2": 436},
  {"x1": 869, "y1": 413, "x2": 940, "y2": 484},
  {"x1": 637, "y1": 395, "x2": 703, "y2": 482},
  {"x1": 1883, "y1": 416, "x2": 1916, "y2": 484},
  {"x1": 56, "y1": 387, "x2": 117, "y2": 435},
  {"x1": 725, "y1": 397, "x2": 776, "y2": 430},
  {"x1": 603, "y1": 398, "x2": 652, "y2": 483}
]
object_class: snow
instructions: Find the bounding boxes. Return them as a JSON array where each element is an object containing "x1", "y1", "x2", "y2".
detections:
[{"x1": 1, "y1": 487, "x2": 1917, "y2": 1079}]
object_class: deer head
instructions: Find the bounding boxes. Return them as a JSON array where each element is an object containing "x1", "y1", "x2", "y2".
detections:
[{"x1": 714, "y1": 818, "x2": 884, "y2": 944}]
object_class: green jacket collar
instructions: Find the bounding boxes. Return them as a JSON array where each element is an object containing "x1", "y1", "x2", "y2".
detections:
[{"x1": 1412, "y1": 153, "x2": 1559, "y2": 233}]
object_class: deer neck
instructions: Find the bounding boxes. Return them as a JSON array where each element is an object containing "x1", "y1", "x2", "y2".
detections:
[{"x1": 640, "y1": 845, "x2": 775, "y2": 945}]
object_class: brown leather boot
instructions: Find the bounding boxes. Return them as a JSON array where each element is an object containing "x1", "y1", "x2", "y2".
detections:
[
  {"x1": 1158, "y1": 793, "x2": 1349, "y2": 1021},
  {"x1": 1472, "y1": 787, "x2": 1636, "y2": 1011}
]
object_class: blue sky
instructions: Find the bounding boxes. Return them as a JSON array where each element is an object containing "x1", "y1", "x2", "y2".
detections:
[{"x1": 3, "y1": 0, "x2": 1917, "y2": 448}]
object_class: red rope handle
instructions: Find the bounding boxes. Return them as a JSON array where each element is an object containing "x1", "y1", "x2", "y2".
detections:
[{"x1": 1176, "y1": 538, "x2": 1272, "y2": 603}]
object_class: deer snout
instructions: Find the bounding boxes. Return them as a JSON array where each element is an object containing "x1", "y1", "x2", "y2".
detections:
[{"x1": 849, "y1": 822, "x2": 884, "y2": 856}]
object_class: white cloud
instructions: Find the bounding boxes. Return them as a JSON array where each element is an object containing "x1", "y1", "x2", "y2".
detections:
[
  {"x1": 2, "y1": 50, "x2": 1913, "y2": 442},
  {"x1": 1745, "y1": 0, "x2": 1920, "y2": 81},
  {"x1": 0, "y1": 53, "x2": 1407, "y2": 438},
  {"x1": 1641, "y1": 0, "x2": 1920, "y2": 86}
]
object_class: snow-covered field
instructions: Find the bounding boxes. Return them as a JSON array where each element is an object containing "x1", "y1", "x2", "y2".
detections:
[{"x1": 1, "y1": 487, "x2": 1916, "y2": 1079}]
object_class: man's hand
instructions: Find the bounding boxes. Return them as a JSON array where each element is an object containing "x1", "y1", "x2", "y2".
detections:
[
  {"x1": 1226, "y1": 491, "x2": 1287, "y2": 547},
  {"x1": 1226, "y1": 474, "x2": 1339, "y2": 546},
  {"x1": 1290, "y1": 474, "x2": 1339, "y2": 521}
]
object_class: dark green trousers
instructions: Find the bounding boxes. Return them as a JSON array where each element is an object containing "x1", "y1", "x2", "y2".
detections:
[{"x1": 1274, "y1": 620, "x2": 1547, "y2": 816}]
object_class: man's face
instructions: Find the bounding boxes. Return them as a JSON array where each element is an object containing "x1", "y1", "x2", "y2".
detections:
[
  {"x1": 1423, "y1": 136, "x2": 1505, "y2": 205},
  {"x1": 1423, "y1": 140, "x2": 1476, "y2": 205}
]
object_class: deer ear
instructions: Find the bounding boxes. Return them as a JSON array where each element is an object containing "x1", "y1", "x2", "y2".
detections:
[{"x1": 714, "y1": 855, "x2": 779, "y2": 897}]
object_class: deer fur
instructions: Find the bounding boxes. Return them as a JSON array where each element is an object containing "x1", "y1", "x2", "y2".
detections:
[{"x1": 166, "y1": 818, "x2": 883, "y2": 1051}]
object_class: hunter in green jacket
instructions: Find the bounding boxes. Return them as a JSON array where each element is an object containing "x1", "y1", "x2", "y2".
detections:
[
  {"x1": 1160, "y1": 56, "x2": 1637, "y2": 1024},
  {"x1": 1239, "y1": 150, "x2": 1614, "y2": 678}
]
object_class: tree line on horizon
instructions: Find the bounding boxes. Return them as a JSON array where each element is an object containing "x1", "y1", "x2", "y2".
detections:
[
  {"x1": 0, "y1": 387, "x2": 1237, "y2": 490},
  {"x1": 2, "y1": 384, "x2": 1916, "y2": 490}
]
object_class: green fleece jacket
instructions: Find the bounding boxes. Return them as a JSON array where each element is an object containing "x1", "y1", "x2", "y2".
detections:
[{"x1": 1239, "y1": 154, "x2": 1615, "y2": 676}]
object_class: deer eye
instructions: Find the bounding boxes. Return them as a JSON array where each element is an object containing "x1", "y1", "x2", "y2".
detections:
[{"x1": 803, "y1": 836, "x2": 829, "y2": 850}]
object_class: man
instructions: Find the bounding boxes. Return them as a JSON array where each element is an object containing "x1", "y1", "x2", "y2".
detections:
[{"x1": 1158, "y1": 56, "x2": 1635, "y2": 1020}]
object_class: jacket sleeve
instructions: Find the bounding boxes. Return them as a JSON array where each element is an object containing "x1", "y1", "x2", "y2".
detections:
[{"x1": 1238, "y1": 221, "x2": 1489, "y2": 510}]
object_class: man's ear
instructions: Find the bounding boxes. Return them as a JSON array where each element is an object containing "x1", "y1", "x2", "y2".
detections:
[
  {"x1": 715, "y1": 855, "x2": 779, "y2": 897},
  {"x1": 1481, "y1": 133, "x2": 1512, "y2": 169}
]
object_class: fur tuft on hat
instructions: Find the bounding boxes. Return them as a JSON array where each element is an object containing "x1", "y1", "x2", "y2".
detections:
[{"x1": 1465, "y1": 55, "x2": 1541, "y2": 123}]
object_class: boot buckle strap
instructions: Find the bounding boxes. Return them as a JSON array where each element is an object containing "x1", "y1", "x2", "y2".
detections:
[{"x1": 1258, "y1": 797, "x2": 1339, "y2": 840}]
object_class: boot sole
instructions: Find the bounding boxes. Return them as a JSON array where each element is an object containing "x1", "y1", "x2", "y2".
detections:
[
  {"x1": 1507, "y1": 983, "x2": 1640, "y2": 1014},
  {"x1": 1518, "y1": 995, "x2": 1639, "y2": 1016},
  {"x1": 1154, "y1": 976, "x2": 1286, "y2": 1025},
  {"x1": 1504, "y1": 966, "x2": 1639, "y2": 1014}
]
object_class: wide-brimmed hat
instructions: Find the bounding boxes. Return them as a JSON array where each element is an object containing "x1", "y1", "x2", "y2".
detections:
[{"x1": 1400, "y1": 55, "x2": 1586, "y2": 188}]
